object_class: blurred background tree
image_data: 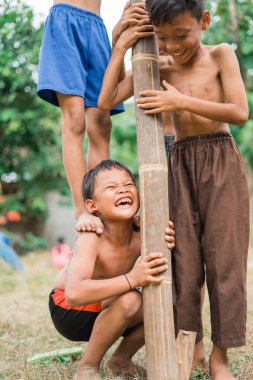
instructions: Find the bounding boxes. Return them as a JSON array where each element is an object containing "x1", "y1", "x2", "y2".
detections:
[
  {"x1": 204, "y1": 0, "x2": 253, "y2": 166},
  {"x1": 0, "y1": 0, "x2": 66, "y2": 224},
  {"x1": 0, "y1": 0, "x2": 252, "y2": 233}
]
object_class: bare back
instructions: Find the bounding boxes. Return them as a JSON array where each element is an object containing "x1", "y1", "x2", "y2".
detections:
[
  {"x1": 53, "y1": 0, "x2": 101, "y2": 15},
  {"x1": 160, "y1": 44, "x2": 230, "y2": 139}
]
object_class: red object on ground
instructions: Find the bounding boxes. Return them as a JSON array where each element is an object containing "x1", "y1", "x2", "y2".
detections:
[{"x1": 51, "y1": 243, "x2": 72, "y2": 270}]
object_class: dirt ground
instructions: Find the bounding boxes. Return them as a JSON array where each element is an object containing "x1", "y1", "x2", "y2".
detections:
[{"x1": 0, "y1": 249, "x2": 252, "y2": 380}]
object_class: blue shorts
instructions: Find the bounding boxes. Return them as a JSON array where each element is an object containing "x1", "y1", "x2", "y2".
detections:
[{"x1": 37, "y1": 4, "x2": 124, "y2": 115}]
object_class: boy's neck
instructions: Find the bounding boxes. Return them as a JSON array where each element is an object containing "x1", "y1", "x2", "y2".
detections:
[
  {"x1": 53, "y1": 0, "x2": 101, "y2": 15},
  {"x1": 103, "y1": 219, "x2": 135, "y2": 247}
]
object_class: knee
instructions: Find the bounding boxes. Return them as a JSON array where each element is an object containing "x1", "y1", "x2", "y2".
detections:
[
  {"x1": 115, "y1": 291, "x2": 142, "y2": 320},
  {"x1": 87, "y1": 113, "x2": 112, "y2": 142},
  {"x1": 62, "y1": 107, "x2": 86, "y2": 136}
]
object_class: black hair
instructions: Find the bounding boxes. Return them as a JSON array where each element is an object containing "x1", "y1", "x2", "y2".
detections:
[
  {"x1": 82, "y1": 160, "x2": 136, "y2": 200},
  {"x1": 146, "y1": 0, "x2": 204, "y2": 26}
]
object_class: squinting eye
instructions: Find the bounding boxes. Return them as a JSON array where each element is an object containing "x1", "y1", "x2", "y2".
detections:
[
  {"x1": 126, "y1": 183, "x2": 135, "y2": 187},
  {"x1": 176, "y1": 34, "x2": 186, "y2": 39}
]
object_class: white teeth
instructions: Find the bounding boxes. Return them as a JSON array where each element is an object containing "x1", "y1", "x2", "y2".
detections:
[
  {"x1": 170, "y1": 50, "x2": 185, "y2": 56},
  {"x1": 116, "y1": 197, "x2": 133, "y2": 206}
]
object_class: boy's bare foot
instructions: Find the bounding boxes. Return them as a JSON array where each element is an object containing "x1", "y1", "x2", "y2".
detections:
[
  {"x1": 73, "y1": 366, "x2": 102, "y2": 380},
  {"x1": 191, "y1": 339, "x2": 208, "y2": 372},
  {"x1": 209, "y1": 345, "x2": 235, "y2": 380},
  {"x1": 105, "y1": 357, "x2": 147, "y2": 379}
]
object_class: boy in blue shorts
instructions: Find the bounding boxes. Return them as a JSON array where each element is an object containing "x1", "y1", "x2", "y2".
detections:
[{"x1": 37, "y1": 1, "x2": 152, "y2": 232}]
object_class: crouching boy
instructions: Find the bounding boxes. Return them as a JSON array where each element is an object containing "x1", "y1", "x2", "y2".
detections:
[{"x1": 49, "y1": 160, "x2": 175, "y2": 380}]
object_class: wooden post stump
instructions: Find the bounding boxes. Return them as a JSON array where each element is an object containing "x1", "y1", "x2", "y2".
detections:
[{"x1": 131, "y1": 1, "x2": 196, "y2": 379}]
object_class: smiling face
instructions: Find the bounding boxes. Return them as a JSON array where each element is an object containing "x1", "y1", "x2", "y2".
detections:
[
  {"x1": 86, "y1": 168, "x2": 140, "y2": 222},
  {"x1": 154, "y1": 10, "x2": 210, "y2": 64}
]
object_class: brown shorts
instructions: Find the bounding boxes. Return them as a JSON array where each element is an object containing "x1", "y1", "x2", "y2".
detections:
[{"x1": 168, "y1": 132, "x2": 249, "y2": 348}]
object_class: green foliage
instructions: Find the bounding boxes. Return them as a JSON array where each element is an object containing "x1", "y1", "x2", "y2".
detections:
[
  {"x1": 0, "y1": 0, "x2": 66, "y2": 222},
  {"x1": 204, "y1": 0, "x2": 253, "y2": 168},
  {"x1": 111, "y1": 104, "x2": 138, "y2": 176},
  {"x1": 190, "y1": 369, "x2": 206, "y2": 379},
  {"x1": 15, "y1": 232, "x2": 47, "y2": 253}
]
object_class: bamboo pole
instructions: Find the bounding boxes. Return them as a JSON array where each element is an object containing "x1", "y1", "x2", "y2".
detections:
[{"x1": 130, "y1": 1, "x2": 196, "y2": 379}]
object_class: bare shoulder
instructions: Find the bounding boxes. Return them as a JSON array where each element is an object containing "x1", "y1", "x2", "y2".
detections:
[
  {"x1": 209, "y1": 43, "x2": 237, "y2": 62},
  {"x1": 74, "y1": 232, "x2": 101, "y2": 257}
]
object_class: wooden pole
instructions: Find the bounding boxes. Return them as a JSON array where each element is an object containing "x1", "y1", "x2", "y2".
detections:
[{"x1": 130, "y1": 1, "x2": 196, "y2": 379}]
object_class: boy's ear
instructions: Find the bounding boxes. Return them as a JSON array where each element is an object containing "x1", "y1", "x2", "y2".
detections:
[
  {"x1": 85, "y1": 199, "x2": 98, "y2": 214},
  {"x1": 202, "y1": 11, "x2": 210, "y2": 30}
]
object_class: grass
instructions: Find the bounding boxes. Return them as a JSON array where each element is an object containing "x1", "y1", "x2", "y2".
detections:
[{"x1": 0, "y1": 249, "x2": 252, "y2": 379}]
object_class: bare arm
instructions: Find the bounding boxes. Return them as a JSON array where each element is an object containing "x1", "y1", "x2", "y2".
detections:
[
  {"x1": 98, "y1": 45, "x2": 134, "y2": 110},
  {"x1": 137, "y1": 44, "x2": 248, "y2": 125},
  {"x1": 111, "y1": 1, "x2": 149, "y2": 82},
  {"x1": 98, "y1": 7, "x2": 154, "y2": 110},
  {"x1": 65, "y1": 233, "x2": 168, "y2": 307},
  {"x1": 65, "y1": 233, "x2": 129, "y2": 306}
]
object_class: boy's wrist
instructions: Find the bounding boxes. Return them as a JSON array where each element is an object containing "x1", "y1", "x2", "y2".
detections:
[
  {"x1": 180, "y1": 94, "x2": 190, "y2": 111},
  {"x1": 112, "y1": 21, "x2": 122, "y2": 46},
  {"x1": 113, "y1": 43, "x2": 128, "y2": 55},
  {"x1": 126, "y1": 272, "x2": 138, "y2": 289}
]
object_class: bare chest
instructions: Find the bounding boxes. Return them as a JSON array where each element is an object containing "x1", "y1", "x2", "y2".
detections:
[
  {"x1": 161, "y1": 56, "x2": 223, "y2": 103},
  {"x1": 94, "y1": 244, "x2": 140, "y2": 279}
]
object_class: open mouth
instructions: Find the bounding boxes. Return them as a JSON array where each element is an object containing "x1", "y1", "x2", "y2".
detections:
[
  {"x1": 169, "y1": 49, "x2": 187, "y2": 56},
  {"x1": 115, "y1": 197, "x2": 133, "y2": 207}
]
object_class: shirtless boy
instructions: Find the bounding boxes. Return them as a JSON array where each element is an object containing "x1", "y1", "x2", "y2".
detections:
[
  {"x1": 49, "y1": 159, "x2": 175, "y2": 380},
  {"x1": 37, "y1": 1, "x2": 152, "y2": 233},
  {"x1": 98, "y1": 1, "x2": 249, "y2": 379}
]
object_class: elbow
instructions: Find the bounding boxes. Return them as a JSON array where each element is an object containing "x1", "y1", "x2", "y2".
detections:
[
  {"x1": 65, "y1": 289, "x2": 83, "y2": 307},
  {"x1": 65, "y1": 286, "x2": 92, "y2": 307},
  {"x1": 98, "y1": 96, "x2": 111, "y2": 112},
  {"x1": 232, "y1": 108, "x2": 249, "y2": 126},
  {"x1": 65, "y1": 291, "x2": 78, "y2": 307}
]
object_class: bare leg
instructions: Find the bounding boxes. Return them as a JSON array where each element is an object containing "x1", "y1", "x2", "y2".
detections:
[
  {"x1": 192, "y1": 285, "x2": 208, "y2": 372},
  {"x1": 56, "y1": 95, "x2": 107, "y2": 233},
  {"x1": 209, "y1": 345, "x2": 235, "y2": 380},
  {"x1": 106, "y1": 322, "x2": 146, "y2": 378},
  {"x1": 74, "y1": 291, "x2": 143, "y2": 379},
  {"x1": 56, "y1": 93, "x2": 86, "y2": 219},
  {"x1": 191, "y1": 339, "x2": 208, "y2": 372},
  {"x1": 85, "y1": 107, "x2": 112, "y2": 170}
]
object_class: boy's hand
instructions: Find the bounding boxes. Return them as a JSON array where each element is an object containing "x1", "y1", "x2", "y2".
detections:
[
  {"x1": 127, "y1": 252, "x2": 168, "y2": 288},
  {"x1": 117, "y1": 21, "x2": 154, "y2": 50},
  {"x1": 112, "y1": 1, "x2": 150, "y2": 46},
  {"x1": 136, "y1": 80, "x2": 184, "y2": 114},
  {"x1": 75, "y1": 212, "x2": 104, "y2": 235},
  {"x1": 165, "y1": 221, "x2": 175, "y2": 250}
]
